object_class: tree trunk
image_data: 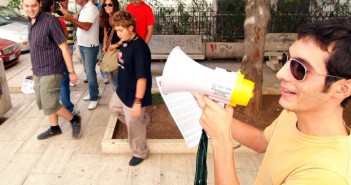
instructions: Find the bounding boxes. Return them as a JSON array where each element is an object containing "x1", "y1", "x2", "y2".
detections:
[{"x1": 241, "y1": 0, "x2": 271, "y2": 113}]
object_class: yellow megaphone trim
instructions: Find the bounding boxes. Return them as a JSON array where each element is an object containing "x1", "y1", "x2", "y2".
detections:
[{"x1": 229, "y1": 72, "x2": 255, "y2": 106}]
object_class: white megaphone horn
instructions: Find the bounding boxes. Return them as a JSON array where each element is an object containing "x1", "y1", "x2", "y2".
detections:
[{"x1": 161, "y1": 46, "x2": 255, "y2": 107}]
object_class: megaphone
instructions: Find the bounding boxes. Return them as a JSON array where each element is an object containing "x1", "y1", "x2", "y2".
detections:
[{"x1": 161, "y1": 46, "x2": 255, "y2": 107}]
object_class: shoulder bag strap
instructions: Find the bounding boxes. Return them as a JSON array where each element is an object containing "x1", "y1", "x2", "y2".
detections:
[{"x1": 106, "y1": 29, "x2": 115, "y2": 49}]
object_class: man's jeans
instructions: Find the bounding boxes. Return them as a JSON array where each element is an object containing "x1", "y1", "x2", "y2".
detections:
[
  {"x1": 98, "y1": 43, "x2": 109, "y2": 81},
  {"x1": 68, "y1": 44, "x2": 75, "y2": 57},
  {"x1": 60, "y1": 43, "x2": 76, "y2": 113},
  {"x1": 109, "y1": 71, "x2": 118, "y2": 91},
  {"x1": 60, "y1": 67, "x2": 74, "y2": 112},
  {"x1": 79, "y1": 45, "x2": 99, "y2": 101}
]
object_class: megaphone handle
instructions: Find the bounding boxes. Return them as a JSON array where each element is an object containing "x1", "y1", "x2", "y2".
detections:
[
  {"x1": 194, "y1": 129, "x2": 208, "y2": 185},
  {"x1": 208, "y1": 96, "x2": 226, "y2": 108}
]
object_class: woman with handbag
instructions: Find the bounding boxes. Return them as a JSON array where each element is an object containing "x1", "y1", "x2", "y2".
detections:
[{"x1": 99, "y1": 0, "x2": 121, "y2": 91}]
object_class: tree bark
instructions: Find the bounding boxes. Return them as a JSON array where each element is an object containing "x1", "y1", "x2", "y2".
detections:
[{"x1": 241, "y1": 0, "x2": 271, "y2": 113}]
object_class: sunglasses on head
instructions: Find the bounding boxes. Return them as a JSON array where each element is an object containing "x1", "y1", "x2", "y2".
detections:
[
  {"x1": 103, "y1": 3, "x2": 113, "y2": 7},
  {"x1": 281, "y1": 51, "x2": 343, "y2": 81}
]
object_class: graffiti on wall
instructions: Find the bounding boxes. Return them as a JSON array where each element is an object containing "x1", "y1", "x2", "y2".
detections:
[
  {"x1": 206, "y1": 42, "x2": 243, "y2": 58},
  {"x1": 209, "y1": 43, "x2": 234, "y2": 57}
]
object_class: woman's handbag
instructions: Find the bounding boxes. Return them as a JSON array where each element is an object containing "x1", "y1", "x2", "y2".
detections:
[{"x1": 98, "y1": 29, "x2": 119, "y2": 73}]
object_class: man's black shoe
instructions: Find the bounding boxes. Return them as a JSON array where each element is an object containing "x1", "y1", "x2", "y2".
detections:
[
  {"x1": 37, "y1": 128, "x2": 62, "y2": 140},
  {"x1": 129, "y1": 156, "x2": 144, "y2": 166},
  {"x1": 70, "y1": 115, "x2": 82, "y2": 139}
]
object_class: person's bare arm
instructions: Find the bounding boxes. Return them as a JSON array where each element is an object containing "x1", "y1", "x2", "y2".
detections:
[
  {"x1": 131, "y1": 78, "x2": 147, "y2": 118},
  {"x1": 144, "y1": 25, "x2": 154, "y2": 44},
  {"x1": 193, "y1": 94, "x2": 270, "y2": 184},
  {"x1": 231, "y1": 118, "x2": 268, "y2": 153},
  {"x1": 194, "y1": 93, "x2": 268, "y2": 153},
  {"x1": 60, "y1": 7, "x2": 93, "y2": 31},
  {"x1": 61, "y1": 14, "x2": 92, "y2": 31},
  {"x1": 194, "y1": 94, "x2": 240, "y2": 185},
  {"x1": 102, "y1": 27, "x2": 108, "y2": 54}
]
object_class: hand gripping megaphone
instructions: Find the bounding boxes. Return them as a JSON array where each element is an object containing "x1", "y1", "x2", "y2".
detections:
[{"x1": 161, "y1": 46, "x2": 255, "y2": 106}]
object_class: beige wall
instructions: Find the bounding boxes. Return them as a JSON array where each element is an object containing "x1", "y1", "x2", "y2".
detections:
[{"x1": 0, "y1": 0, "x2": 9, "y2": 6}]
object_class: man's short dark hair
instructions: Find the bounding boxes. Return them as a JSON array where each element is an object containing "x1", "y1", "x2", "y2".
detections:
[{"x1": 298, "y1": 18, "x2": 351, "y2": 106}]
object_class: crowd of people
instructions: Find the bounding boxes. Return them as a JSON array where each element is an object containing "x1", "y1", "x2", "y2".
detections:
[
  {"x1": 22, "y1": 0, "x2": 155, "y2": 166},
  {"x1": 21, "y1": 0, "x2": 351, "y2": 183}
]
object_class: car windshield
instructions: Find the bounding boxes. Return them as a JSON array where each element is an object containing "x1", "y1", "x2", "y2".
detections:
[
  {"x1": 0, "y1": 16, "x2": 10, "y2": 25},
  {"x1": 0, "y1": 6, "x2": 20, "y2": 19}
]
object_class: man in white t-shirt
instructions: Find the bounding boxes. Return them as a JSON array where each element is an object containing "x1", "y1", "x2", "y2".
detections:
[{"x1": 61, "y1": 0, "x2": 100, "y2": 110}]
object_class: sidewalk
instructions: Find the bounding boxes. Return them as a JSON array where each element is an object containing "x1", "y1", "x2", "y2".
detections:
[{"x1": 0, "y1": 53, "x2": 274, "y2": 185}]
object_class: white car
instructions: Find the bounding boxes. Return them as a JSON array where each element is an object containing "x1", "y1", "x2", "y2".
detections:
[
  {"x1": 0, "y1": 16, "x2": 29, "y2": 52},
  {"x1": 0, "y1": 6, "x2": 29, "y2": 25}
]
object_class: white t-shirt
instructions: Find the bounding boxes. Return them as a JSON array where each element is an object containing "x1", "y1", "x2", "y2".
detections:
[{"x1": 76, "y1": 1, "x2": 99, "y2": 47}]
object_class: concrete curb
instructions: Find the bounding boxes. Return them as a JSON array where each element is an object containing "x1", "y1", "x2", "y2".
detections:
[{"x1": 101, "y1": 113, "x2": 242, "y2": 154}]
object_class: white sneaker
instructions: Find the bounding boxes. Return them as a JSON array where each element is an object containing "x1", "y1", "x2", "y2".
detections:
[
  {"x1": 83, "y1": 95, "x2": 90, "y2": 101},
  {"x1": 88, "y1": 101, "x2": 98, "y2": 110},
  {"x1": 83, "y1": 94, "x2": 101, "y2": 101}
]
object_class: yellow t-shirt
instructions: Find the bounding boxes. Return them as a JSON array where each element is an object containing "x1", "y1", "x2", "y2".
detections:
[{"x1": 255, "y1": 110, "x2": 351, "y2": 185}]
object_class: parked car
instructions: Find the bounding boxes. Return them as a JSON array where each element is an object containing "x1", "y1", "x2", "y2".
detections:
[
  {"x1": 0, "y1": 38, "x2": 21, "y2": 68},
  {"x1": 0, "y1": 16, "x2": 29, "y2": 52},
  {"x1": 0, "y1": 6, "x2": 28, "y2": 25}
]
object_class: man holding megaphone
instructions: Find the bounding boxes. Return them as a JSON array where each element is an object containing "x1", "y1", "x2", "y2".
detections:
[{"x1": 194, "y1": 19, "x2": 351, "y2": 185}]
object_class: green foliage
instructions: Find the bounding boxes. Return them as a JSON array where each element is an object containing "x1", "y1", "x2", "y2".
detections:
[
  {"x1": 7, "y1": 0, "x2": 22, "y2": 13},
  {"x1": 217, "y1": 0, "x2": 245, "y2": 13},
  {"x1": 151, "y1": 0, "x2": 213, "y2": 36},
  {"x1": 152, "y1": 93, "x2": 164, "y2": 104},
  {"x1": 216, "y1": 0, "x2": 245, "y2": 41},
  {"x1": 116, "y1": 0, "x2": 351, "y2": 41},
  {"x1": 270, "y1": 0, "x2": 351, "y2": 33}
]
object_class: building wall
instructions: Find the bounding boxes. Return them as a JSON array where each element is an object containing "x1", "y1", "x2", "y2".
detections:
[{"x1": 0, "y1": 0, "x2": 9, "y2": 6}]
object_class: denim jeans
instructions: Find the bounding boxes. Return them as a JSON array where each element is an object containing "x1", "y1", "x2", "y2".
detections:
[
  {"x1": 98, "y1": 43, "x2": 109, "y2": 81},
  {"x1": 79, "y1": 45, "x2": 99, "y2": 101},
  {"x1": 60, "y1": 43, "x2": 76, "y2": 113},
  {"x1": 68, "y1": 44, "x2": 75, "y2": 57},
  {"x1": 108, "y1": 70, "x2": 118, "y2": 91},
  {"x1": 97, "y1": 43, "x2": 103, "y2": 61},
  {"x1": 60, "y1": 67, "x2": 74, "y2": 112}
]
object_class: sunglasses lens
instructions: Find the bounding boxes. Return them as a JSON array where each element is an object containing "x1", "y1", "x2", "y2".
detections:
[
  {"x1": 290, "y1": 60, "x2": 306, "y2": 81},
  {"x1": 103, "y1": 3, "x2": 113, "y2": 7}
]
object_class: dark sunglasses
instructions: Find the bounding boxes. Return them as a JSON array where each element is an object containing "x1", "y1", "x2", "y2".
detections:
[
  {"x1": 103, "y1": 3, "x2": 113, "y2": 7},
  {"x1": 281, "y1": 51, "x2": 343, "y2": 81}
]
